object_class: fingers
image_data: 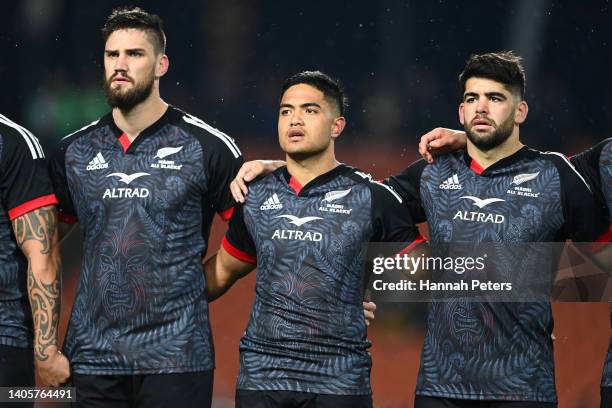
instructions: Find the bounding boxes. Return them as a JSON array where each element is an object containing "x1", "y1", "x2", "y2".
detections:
[
  {"x1": 363, "y1": 301, "x2": 377, "y2": 312},
  {"x1": 38, "y1": 351, "x2": 71, "y2": 387},
  {"x1": 419, "y1": 128, "x2": 443, "y2": 163},
  {"x1": 230, "y1": 161, "x2": 268, "y2": 203},
  {"x1": 230, "y1": 179, "x2": 246, "y2": 203},
  {"x1": 363, "y1": 301, "x2": 377, "y2": 326}
]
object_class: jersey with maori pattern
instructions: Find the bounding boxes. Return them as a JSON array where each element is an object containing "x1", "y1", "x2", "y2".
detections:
[
  {"x1": 388, "y1": 146, "x2": 608, "y2": 403},
  {"x1": 225, "y1": 165, "x2": 421, "y2": 395},
  {"x1": 49, "y1": 106, "x2": 242, "y2": 374}
]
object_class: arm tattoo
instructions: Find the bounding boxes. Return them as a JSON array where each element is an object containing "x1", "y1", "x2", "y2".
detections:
[
  {"x1": 12, "y1": 207, "x2": 61, "y2": 361},
  {"x1": 12, "y1": 207, "x2": 57, "y2": 254}
]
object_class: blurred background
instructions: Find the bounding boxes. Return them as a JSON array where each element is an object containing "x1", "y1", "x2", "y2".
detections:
[{"x1": 3, "y1": 0, "x2": 609, "y2": 407}]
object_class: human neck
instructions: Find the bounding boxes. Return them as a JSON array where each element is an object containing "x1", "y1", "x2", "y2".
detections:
[
  {"x1": 112, "y1": 94, "x2": 168, "y2": 141},
  {"x1": 467, "y1": 131, "x2": 523, "y2": 169},
  {"x1": 286, "y1": 148, "x2": 339, "y2": 187}
]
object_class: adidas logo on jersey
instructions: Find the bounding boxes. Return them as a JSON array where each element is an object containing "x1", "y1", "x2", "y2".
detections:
[
  {"x1": 439, "y1": 174, "x2": 462, "y2": 190},
  {"x1": 260, "y1": 194, "x2": 283, "y2": 210},
  {"x1": 86, "y1": 152, "x2": 109, "y2": 171}
]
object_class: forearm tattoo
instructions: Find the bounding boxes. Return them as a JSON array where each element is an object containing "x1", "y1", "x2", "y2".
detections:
[{"x1": 12, "y1": 207, "x2": 61, "y2": 361}]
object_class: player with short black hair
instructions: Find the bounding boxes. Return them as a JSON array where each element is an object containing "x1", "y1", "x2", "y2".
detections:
[
  {"x1": 50, "y1": 6, "x2": 243, "y2": 407},
  {"x1": 280, "y1": 70, "x2": 349, "y2": 115},
  {"x1": 459, "y1": 50, "x2": 526, "y2": 100},
  {"x1": 204, "y1": 71, "x2": 423, "y2": 408},
  {"x1": 101, "y1": 6, "x2": 166, "y2": 54}
]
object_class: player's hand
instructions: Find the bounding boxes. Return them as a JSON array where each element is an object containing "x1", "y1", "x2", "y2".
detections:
[
  {"x1": 36, "y1": 349, "x2": 71, "y2": 387},
  {"x1": 419, "y1": 128, "x2": 467, "y2": 163},
  {"x1": 363, "y1": 301, "x2": 376, "y2": 326},
  {"x1": 230, "y1": 160, "x2": 286, "y2": 203}
]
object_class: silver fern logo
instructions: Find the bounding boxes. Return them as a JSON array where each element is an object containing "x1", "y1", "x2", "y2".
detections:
[
  {"x1": 319, "y1": 188, "x2": 353, "y2": 215},
  {"x1": 322, "y1": 188, "x2": 352, "y2": 202},
  {"x1": 507, "y1": 172, "x2": 541, "y2": 198},
  {"x1": 511, "y1": 172, "x2": 540, "y2": 186},
  {"x1": 151, "y1": 146, "x2": 183, "y2": 170},
  {"x1": 155, "y1": 146, "x2": 183, "y2": 159}
]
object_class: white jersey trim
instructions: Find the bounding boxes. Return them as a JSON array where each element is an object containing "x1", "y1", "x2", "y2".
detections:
[
  {"x1": 61, "y1": 119, "x2": 101, "y2": 142},
  {"x1": 543, "y1": 151, "x2": 592, "y2": 192},
  {"x1": 182, "y1": 114, "x2": 241, "y2": 159},
  {"x1": 0, "y1": 114, "x2": 44, "y2": 159}
]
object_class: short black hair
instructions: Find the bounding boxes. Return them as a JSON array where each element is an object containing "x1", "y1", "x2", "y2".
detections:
[
  {"x1": 102, "y1": 6, "x2": 166, "y2": 54},
  {"x1": 281, "y1": 71, "x2": 348, "y2": 115},
  {"x1": 459, "y1": 51, "x2": 526, "y2": 99}
]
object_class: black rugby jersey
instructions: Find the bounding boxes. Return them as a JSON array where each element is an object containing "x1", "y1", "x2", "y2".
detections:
[
  {"x1": 49, "y1": 106, "x2": 243, "y2": 374},
  {"x1": 0, "y1": 114, "x2": 57, "y2": 348},
  {"x1": 224, "y1": 164, "x2": 423, "y2": 395},
  {"x1": 571, "y1": 138, "x2": 612, "y2": 389},
  {"x1": 388, "y1": 146, "x2": 608, "y2": 402}
]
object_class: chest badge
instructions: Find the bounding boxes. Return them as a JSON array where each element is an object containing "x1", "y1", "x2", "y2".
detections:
[{"x1": 151, "y1": 146, "x2": 183, "y2": 170}]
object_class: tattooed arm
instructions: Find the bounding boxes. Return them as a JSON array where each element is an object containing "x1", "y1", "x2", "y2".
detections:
[{"x1": 12, "y1": 205, "x2": 70, "y2": 386}]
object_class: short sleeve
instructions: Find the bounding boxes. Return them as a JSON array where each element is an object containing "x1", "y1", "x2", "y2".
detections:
[
  {"x1": 48, "y1": 143, "x2": 77, "y2": 223},
  {"x1": 203, "y1": 134, "x2": 244, "y2": 221},
  {"x1": 385, "y1": 158, "x2": 428, "y2": 223},
  {"x1": 548, "y1": 152, "x2": 609, "y2": 241},
  {"x1": 222, "y1": 203, "x2": 256, "y2": 264},
  {"x1": 0, "y1": 123, "x2": 57, "y2": 220},
  {"x1": 369, "y1": 180, "x2": 425, "y2": 246}
]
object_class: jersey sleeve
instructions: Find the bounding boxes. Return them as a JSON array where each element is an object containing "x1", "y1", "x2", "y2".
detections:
[
  {"x1": 570, "y1": 139, "x2": 607, "y2": 203},
  {"x1": 385, "y1": 158, "x2": 428, "y2": 223},
  {"x1": 549, "y1": 152, "x2": 609, "y2": 241},
  {"x1": 0, "y1": 128, "x2": 57, "y2": 220},
  {"x1": 222, "y1": 203, "x2": 256, "y2": 264},
  {"x1": 369, "y1": 180, "x2": 425, "y2": 249},
  {"x1": 202, "y1": 134, "x2": 244, "y2": 221},
  {"x1": 48, "y1": 142, "x2": 77, "y2": 224}
]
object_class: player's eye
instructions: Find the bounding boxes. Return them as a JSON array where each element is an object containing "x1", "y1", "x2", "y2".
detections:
[
  {"x1": 128, "y1": 50, "x2": 144, "y2": 57},
  {"x1": 465, "y1": 97, "x2": 475, "y2": 103},
  {"x1": 280, "y1": 109, "x2": 291, "y2": 116},
  {"x1": 105, "y1": 51, "x2": 118, "y2": 58},
  {"x1": 305, "y1": 108, "x2": 318, "y2": 114}
]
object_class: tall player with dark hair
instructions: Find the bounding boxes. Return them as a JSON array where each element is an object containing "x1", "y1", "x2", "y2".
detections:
[
  {"x1": 50, "y1": 7, "x2": 243, "y2": 407},
  {"x1": 418, "y1": 118, "x2": 612, "y2": 408},
  {"x1": 0, "y1": 116, "x2": 69, "y2": 392},
  {"x1": 204, "y1": 71, "x2": 423, "y2": 408},
  {"x1": 392, "y1": 51, "x2": 608, "y2": 408}
]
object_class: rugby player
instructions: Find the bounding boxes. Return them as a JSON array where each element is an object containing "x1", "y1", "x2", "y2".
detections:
[
  {"x1": 204, "y1": 71, "x2": 424, "y2": 408},
  {"x1": 49, "y1": 7, "x2": 243, "y2": 407},
  {"x1": 422, "y1": 131, "x2": 612, "y2": 406}
]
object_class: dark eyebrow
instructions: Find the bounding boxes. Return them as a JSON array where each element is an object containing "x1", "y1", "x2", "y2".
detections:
[
  {"x1": 299, "y1": 103, "x2": 322, "y2": 109},
  {"x1": 463, "y1": 91, "x2": 507, "y2": 100},
  {"x1": 279, "y1": 102, "x2": 322, "y2": 109},
  {"x1": 104, "y1": 48, "x2": 146, "y2": 54},
  {"x1": 485, "y1": 92, "x2": 506, "y2": 99}
]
